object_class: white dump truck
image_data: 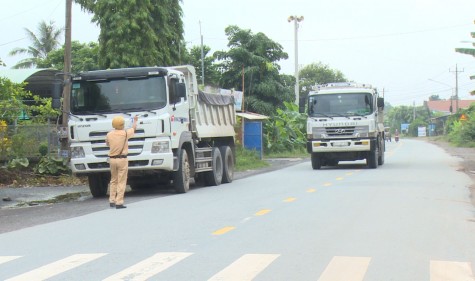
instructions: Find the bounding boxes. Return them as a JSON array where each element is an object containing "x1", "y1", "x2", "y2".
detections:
[
  {"x1": 68, "y1": 65, "x2": 236, "y2": 196},
  {"x1": 306, "y1": 82, "x2": 385, "y2": 169}
]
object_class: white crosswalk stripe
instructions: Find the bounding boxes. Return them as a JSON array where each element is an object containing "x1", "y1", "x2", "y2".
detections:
[
  {"x1": 0, "y1": 256, "x2": 21, "y2": 265},
  {"x1": 317, "y1": 256, "x2": 371, "y2": 281},
  {"x1": 4, "y1": 253, "x2": 107, "y2": 281},
  {"x1": 102, "y1": 252, "x2": 193, "y2": 281},
  {"x1": 207, "y1": 254, "x2": 280, "y2": 281},
  {"x1": 1, "y1": 254, "x2": 474, "y2": 280},
  {"x1": 430, "y1": 260, "x2": 474, "y2": 281}
]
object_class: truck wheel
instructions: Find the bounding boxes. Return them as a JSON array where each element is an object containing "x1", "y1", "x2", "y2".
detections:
[
  {"x1": 88, "y1": 173, "x2": 109, "y2": 197},
  {"x1": 205, "y1": 147, "x2": 223, "y2": 186},
  {"x1": 311, "y1": 153, "x2": 322, "y2": 170},
  {"x1": 220, "y1": 146, "x2": 234, "y2": 183},
  {"x1": 367, "y1": 146, "x2": 378, "y2": 169},
  {"x1": 174, "y1": 149, "x2": 190, "y2": 193}
]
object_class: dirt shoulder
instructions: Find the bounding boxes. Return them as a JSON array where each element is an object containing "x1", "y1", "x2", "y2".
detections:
[{"x1": 426, "y1": 137, "x2": 475, "y2": 207}]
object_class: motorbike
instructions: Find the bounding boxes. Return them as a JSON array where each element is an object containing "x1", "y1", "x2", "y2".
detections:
[{"x1": 395, "y1": 136, "x2": 399, "y2": 142}]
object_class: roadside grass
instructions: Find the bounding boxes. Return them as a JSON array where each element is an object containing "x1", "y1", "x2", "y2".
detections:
[{"x1": 235, "y1": 146, "x2": 308, "y2": 171}]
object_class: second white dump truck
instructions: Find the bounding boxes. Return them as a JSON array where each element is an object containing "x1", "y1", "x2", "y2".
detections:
[
  {"x1": 68, "y1": 65, "x2": 236, "y2": 196},
  {"x1": 306, "y1": 82, "x2": 385, "y2": 169}
]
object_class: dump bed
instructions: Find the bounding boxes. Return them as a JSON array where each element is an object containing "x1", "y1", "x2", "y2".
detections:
[{"x1": 171, "y1": 65, "x2": 236, "y2": 139}]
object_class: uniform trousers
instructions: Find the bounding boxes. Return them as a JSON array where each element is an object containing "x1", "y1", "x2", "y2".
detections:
[{"x1": 109, "y1": 158, "x2": 128, "y2": 205}]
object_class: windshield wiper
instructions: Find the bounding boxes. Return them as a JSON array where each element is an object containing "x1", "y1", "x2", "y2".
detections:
[
  {"x1": 312, "y1": 113, "x2": 333, "y2": 119},
  {"x1": 330, "y1": 113, "x2": 351, "y2": 119},
  {"x1": 80, "y1": 111, "x2": 107, "y2": 118},
  {"x1": 121, "y1": 107, "x2": 157, "y2": 115}
]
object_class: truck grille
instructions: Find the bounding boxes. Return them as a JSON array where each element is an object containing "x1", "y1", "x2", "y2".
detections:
[
  {"x1": 325, "y1": 127, "x2": 355, "y2": 137},
  {"x1": 89, "y1": 129, "x2": 145, "y2": 158}
]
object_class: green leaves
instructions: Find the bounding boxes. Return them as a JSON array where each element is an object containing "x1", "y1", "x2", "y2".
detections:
[
  {"x1": 263, "y1": 102, "x2": 307, "y2": 153},
  {"x1": 76, "y1": 0, "x2": 184, "y2": 68},
  {"x1": 216, "y1": 25, "x2": 292, "y2": 115},
  {"x1": 35, "y1": 155, "x2": 69, "y2": 175}
]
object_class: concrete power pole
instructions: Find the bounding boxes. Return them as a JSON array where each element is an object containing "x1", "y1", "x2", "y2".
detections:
[
  {"x1": 450, "y1": 64, "x2": 464, "y2": 112},
  {"x1": 288, "y1": 15, "x2": 304, "y2": 106},
  {"x1": 60, "y1": 0, "x2": 72, "y2": 156}
]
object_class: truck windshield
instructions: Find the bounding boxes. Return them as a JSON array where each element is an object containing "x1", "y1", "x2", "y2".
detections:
[
  {"x1": 308, "y1": 92, "x2": 373, "y2": 117},
  {"x1": 70, "y1": 76, "x2": 167, "y2": 114}
]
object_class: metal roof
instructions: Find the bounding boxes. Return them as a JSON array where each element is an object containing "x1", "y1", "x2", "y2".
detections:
[
  {"x1": 236, "y1": 112, "x2": 269, "y2": 120},
  {"x1": 0, "y1": 68, "x2": 60, "y2": 83}
]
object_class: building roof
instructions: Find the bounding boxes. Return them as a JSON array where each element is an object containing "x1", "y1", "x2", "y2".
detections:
[
  {"x1": 0, "y1": 68, "x2": 62, "y2": 83},
  {"x1": 425, "y1": 100, "x2": 475, "y2": 114},
  {"x1": 236, "y1": 112, "x2": 269, "y2": 120}
]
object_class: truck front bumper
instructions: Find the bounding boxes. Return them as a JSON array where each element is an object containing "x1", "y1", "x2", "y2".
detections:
[
  {"x1": 70, "y1": 152, "x2": 174, "y2": 174},
  {"x1": 307, "y1": 139, "x2": 372, "y2": 153}
]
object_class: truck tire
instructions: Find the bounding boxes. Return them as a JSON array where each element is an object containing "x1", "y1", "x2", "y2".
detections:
[
  {"x1": 367, "y1": 146, "x2": 378, "y2": 169},
  {"x1": 88, "y1": 173, "x2": 109, "y2": 198},
  {"x1": 311, "y1": 153, "x2": 322, "y2": 170},
  {"x1": 205, "y1": 147, "x2": 223, "y2": 186},
  {"x1": 174, "y1": 149, "x2": 190, "y2": 193},
  {"x1": 219, "y1": 146, "x2": 234, "y2": 183}
]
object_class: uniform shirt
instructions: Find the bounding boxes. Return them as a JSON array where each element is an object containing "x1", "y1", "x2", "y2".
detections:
[{"x1": 106, "y1": 128, "x2": 135, "y2": 156}]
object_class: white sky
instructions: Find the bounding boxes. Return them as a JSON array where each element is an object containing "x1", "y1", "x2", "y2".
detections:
[{"x1": 1, "y1": 0, "x2": 475, "y2": 106}]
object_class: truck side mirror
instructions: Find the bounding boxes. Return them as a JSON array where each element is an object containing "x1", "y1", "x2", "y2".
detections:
[
  {"x1": 52, "y1": 80, "x2": 63, "y2": 109},
  {"x1": 377, "y1": 97, "x2": 384, "y2": 109}
]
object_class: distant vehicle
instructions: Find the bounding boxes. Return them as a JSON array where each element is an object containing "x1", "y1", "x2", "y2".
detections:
[
  {"x1": 384, "y1": 127, "x2": 392, "y2": 142},
  {"x1": 306, "y1": 82, "x2": 385, "y2": 169},
  {"x1": 67, "y1": 65, "x2": 236, "y2": 196}
]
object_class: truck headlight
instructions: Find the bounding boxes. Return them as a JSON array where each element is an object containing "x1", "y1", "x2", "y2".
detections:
[
  {"x1": 152, "y1": 141, "x2": 170, "y2": 153},
  {"x1": 312, "y1": 128, "x2": 327, "y2": 139},
  {"x1": 71, "y1": 147, "x2": 85, "y2": 158},
  {"x1": 354, "y1": 126, "x2": 369, "y2": 137}
]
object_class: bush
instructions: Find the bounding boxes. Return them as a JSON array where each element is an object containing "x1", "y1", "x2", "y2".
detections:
[{"x1": 34, "y1": 155, "x2": 69, "y2": 175}]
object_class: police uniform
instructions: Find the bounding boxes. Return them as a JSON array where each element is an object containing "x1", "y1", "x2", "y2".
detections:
[{"x1": 106, "y1": 116, "x2": 137, "y2": 209}]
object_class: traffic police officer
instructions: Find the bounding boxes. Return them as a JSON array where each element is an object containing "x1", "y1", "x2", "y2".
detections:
[{"x1": 106, "y1": 115, "x2": 138, "y2": 209}]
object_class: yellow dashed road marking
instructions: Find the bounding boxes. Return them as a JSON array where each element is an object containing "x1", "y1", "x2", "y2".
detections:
[
  {"x1": 284, "y1": 197, "x2": 296, "y2": 202},
  {"x1": 255, "y1": 209, "x2": 271, "y2": 216},
  {"x1": 323, "y1": 182, "x2": 332, "y2": 187},
  {"x1": 212, "y1": 226, "x2": 236, "y2": 235},
  {"x1": 307, "y1": 188, "x2": 316, "y2": 193},
  {"x1": 336, "y1": 177, "x2": 344, "y2": 181}
]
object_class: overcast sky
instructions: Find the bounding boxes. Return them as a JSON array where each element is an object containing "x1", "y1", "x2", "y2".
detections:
[{"x1": 1, "y1": 0, "x2": 475, "y2": 106}]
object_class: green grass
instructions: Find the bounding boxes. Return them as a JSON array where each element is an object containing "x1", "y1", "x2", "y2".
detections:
[{"x1": 235, "y1": 146, "x2": 308, "y2": 171}]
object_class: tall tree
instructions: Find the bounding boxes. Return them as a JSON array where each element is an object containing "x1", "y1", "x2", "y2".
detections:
[
  {"x1": 215, "y1": 25, "x2": 293, "y2": 116},
  {"x1": 185, "y1": 45, "x2": 220, "y2": 86},
  {"x1": 75, "y1": 0, "x2": 184, "y2": 68},
  {"x1": 37, "y1": 41, "x2": 100, "y2": 73},
  {"x1": 299, "y1": 62, "x2": 347, "y2": 110},
  {"x1": 8, "y1": 20, "x2": 63, "y2": 69},
  {"x1": 0, "y1": 58, "x2": 5, "y2": 67}
]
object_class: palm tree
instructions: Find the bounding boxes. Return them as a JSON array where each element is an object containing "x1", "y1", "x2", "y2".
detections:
[{"x1": 9, "y1": 20, "x2": 63, "y2": 69}]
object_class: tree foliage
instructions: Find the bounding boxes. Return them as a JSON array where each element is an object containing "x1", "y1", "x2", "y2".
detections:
[
  {"x1": 75, "y1": 0, "x2": 184, "y2": 68},
  {"x1": 0, "y1": 78, "x2": 59, "y2": 124},
  {"x1": 298, "y1": 62, "x2": 347, "y2": 110},
  {"x1": 263, "y1": 102, "x2": 307, "y2": 153},
  {"x1": 185, "y1": 45, "x2": 220, "y2": 86},
  {"x1": 215, "y1": 25, "x2": 293, "y2": 115},
  {"x1": 37, "y1": 41, "x2": 100, "y2": 73},
  {"x1": 385, "y1": 105, "x2": 430, "y2": 136},
  {"x1": 8, "y1": 20, "x2": 63, "y2": 69}
]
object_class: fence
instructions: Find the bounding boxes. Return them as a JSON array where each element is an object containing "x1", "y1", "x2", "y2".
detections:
[{"x1": 0, "y1": 123, "x2": 60, "y2": 163}]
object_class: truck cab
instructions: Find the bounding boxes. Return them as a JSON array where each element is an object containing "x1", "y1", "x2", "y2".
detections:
[{"x1": 306, "y1": 82, "x2": 385, "y2": 169}]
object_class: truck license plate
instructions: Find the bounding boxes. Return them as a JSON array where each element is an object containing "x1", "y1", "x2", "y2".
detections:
[{"x1": 333, "y1": 141, "x2": 349, "y2": 147}]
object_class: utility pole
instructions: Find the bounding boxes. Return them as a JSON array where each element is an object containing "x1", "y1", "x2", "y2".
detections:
[
  {"x1": 288, "y1": 15, "x2": 304, "y2": 106},
  {"x1": 60, "y1": 0, "x2": 72, "y2": 156},
  {"x1": 450, "y1": 64, "x2": 464, "y2": 112},
  {"x1": 199, "y1": 21, "x2": 205, "y2": 85}
]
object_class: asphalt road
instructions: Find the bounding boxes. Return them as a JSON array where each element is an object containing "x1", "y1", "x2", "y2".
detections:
[{"x1": 0, "y1": 139, "x2": 474, "y2": 280}]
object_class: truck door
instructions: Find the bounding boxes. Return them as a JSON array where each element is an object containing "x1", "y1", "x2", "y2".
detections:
[{"x1": 168, "y1": 77, "x2": 189, "y2": 148}]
